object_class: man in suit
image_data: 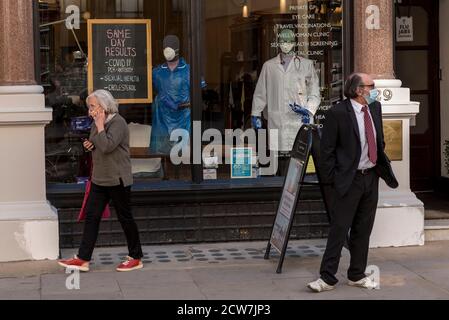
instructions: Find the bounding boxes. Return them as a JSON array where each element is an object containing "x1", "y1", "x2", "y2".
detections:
[{"x1": 308, "y1": 73, "x2": 398, "y2": 292}]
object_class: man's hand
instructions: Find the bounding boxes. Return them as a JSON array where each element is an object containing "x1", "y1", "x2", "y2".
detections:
[{"x1": 252, "y1": 116, "x2": 263, "y2": 130}]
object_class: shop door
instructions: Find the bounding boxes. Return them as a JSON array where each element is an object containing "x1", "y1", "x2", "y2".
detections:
[{"x1": 395, "y1": 0, "x2": 440, "y2": 191}]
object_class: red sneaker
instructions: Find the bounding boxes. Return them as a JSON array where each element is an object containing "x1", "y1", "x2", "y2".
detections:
[
  {"x1": 58, "y1": 255, "x2": 90, "y2": 272},
  {"x1": 116, "y1": 256, "x2": 143, "y2": 272}
]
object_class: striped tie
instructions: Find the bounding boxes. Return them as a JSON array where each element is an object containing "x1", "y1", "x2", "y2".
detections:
[{"x1": 362, "y1": 106, "x2": 378, "y2": 165}]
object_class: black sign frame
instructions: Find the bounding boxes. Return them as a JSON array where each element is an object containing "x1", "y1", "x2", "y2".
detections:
[
  {"x1": 88, "y1": 19, "x2": 152, "y2": 104},
  {"x1": 265, "y1": 124, "x2": 332, "y2": 274}
]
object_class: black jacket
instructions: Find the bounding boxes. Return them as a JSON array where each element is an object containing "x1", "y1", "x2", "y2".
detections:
[{"x1": 319, "y1": 99, "x2": 398, "y2": 197}]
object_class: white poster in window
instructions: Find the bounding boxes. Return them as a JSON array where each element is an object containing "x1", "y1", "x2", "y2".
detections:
[
  {"x1": 278, "y1": 159, "x2": 303, "y2": 220},
  {"x1": 396, "y1": 17, "x2": 414, "y2": 42}
]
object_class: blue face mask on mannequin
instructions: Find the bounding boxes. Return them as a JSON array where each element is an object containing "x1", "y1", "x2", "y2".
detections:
[{"x1": 364, "y1": 89, "x2": 379, "y2": 105}]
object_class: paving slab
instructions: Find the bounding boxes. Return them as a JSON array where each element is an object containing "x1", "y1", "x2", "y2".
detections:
[
  {"x1": 2, "y1": 240, "x2": 449, "y2": 300},
  {"x1": 121, "y1": 283, "x2": 206, "y2": 300},
  {"x1": 40, "y1": 272, "x2": 122, "y2": 300},
  {"x1": 198, "y1": 279, "x2": 291, "y2": 300},
  {"x1": 0, "y1": 277, "x2": 41, "y2": 300}
]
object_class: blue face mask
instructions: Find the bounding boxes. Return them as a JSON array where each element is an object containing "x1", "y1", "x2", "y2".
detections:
[{"x1": 364, "y1": 89, "x2": 379, "y2": 105}]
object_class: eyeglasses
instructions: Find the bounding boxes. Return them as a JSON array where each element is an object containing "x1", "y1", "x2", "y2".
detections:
[{"x1": 359, "y1": 84, "x2": 376, "y2": 89}]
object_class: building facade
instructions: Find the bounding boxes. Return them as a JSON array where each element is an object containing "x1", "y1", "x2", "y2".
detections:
[{"x1": 0, "y1": 0, "x2": 446, "y2": 262}]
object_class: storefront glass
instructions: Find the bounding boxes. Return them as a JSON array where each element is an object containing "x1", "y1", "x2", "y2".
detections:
[
  {"x1": 202, "y1": 0, "x2": 344, "y2": 180},
  {"x1": 39, "y1": 0, "x2": 344, "y2": 187}
]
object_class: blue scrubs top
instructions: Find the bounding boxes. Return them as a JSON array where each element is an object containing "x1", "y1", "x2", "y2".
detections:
[{"x1": 150, "y1": 58, "x2": 191, "y2": 154}]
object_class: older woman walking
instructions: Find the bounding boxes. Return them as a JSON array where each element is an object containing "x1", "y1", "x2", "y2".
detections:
[{"x1": 59, "y1": 90, "x2": 143, "y2": 272}]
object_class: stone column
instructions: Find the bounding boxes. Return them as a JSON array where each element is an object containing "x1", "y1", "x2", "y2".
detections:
[
  {"x1": 352, "y1": 1, "x2": 424, "y2": 248},
  {"x1": 0, "y1": 0, "x2": 58, "y2": 262},
  {"x1": 354, "y1": 0, "x2": 395, "y2": 79},
  {"x1": 0, "y1": 0, "x2": 36, "y2": 85}
]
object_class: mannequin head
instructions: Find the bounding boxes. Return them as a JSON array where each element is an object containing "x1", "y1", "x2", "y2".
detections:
[
  {"x1": 278, "y1": 29, "x2": 296, "y2": 55},
  {"x1": 163, "y1": 35, "x2": 180, "y2": 62}
]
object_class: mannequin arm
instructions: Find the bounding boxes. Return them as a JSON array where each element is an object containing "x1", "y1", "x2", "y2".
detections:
[
  {"x1": 290, "y1": 103, "x2": 311, "y2": 124},
  {"x1": 159, "y1": 94, "x2": 179, "y2": 111},
  {"x1": 251, "y1": 64, "x2": 268, "y2": 117},
  {"x1": 305, "y1": 60, "x2": 321, "y2": 116},
  {"x1": 251, "y1": 116, "x2": 263, "y2": 130}
]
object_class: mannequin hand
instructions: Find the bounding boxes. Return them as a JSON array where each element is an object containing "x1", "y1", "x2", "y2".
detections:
[
  {"x1": 302, "y1": 114, "x2": 311, "y2": 124},
  {"x1": 290, "y1": 102, "x2": 308, "y2": 115},
  {"x1": 290, "y1": 103, "x2": 310, "y2": 124},
  {"x1": 251, "y1": 116, "x2": 263, "y2": 130},
  {"x1": 160, "y1": 94, "x2": 179, "y2": 111},
  {"x1": 178, "y1": 102, "x2": 191, "y2": 110}
]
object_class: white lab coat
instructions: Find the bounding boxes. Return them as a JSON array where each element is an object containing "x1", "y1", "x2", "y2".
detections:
[{"x1": 252, "y1": 54, "x2": 321, "y2": 152}]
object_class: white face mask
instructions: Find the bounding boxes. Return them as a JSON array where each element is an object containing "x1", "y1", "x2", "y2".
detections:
[
  {"x1": 280, "y1": 42, "x2": 295, "y2": 54},
  {"x1": 163, "y1": 47, "x2": 178, "y2": 62}
]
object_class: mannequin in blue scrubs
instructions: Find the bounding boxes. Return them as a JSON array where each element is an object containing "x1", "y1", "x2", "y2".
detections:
[{"x1": 150, "y1": 35, "x2": 192, "y2": 155}]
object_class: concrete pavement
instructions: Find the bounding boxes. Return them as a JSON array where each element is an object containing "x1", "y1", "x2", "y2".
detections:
[{"x1": 1, "y1": 239, "x2": 449, "y2": 300}]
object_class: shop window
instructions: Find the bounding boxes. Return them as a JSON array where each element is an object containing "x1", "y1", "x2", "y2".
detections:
[
  {"x1": 115, "y1": 0, "x2": 144, "y2": 18},
  {"x1": 39, "y1": 0, "x2": 345, "y2": 187},
  {"x1": 201, "y1": 0, "x2": 344, "y2": 181},
  {"x1": 39, "y1": 0, "x2": 192, "y2": 184}
]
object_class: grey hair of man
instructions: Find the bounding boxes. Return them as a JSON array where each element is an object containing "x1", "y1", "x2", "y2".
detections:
[
  {"x1": 344, "y1": 73, "x2": 365, "y2": 99},
  {"x1": 86, "y1": 90, "x2": 119, "y2": 114}
]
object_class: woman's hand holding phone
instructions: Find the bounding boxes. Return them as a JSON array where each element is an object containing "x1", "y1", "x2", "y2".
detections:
[
  {"x1": 83, "y1": 139, "x2": 95, "y2": 152},
  {"x1": 94, "y1": 109, "x2": 106, "y2": 126},
  {"x1": 91, "y1": 108, "x2": 106, "y2": 133}
]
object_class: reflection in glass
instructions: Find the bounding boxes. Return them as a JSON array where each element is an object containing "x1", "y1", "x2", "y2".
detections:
[
  {"x1": 40, "y1": 0, "x2": 191, "y2": 184},
  {"x1": 203, "y1": 0, "x2": 344, "y2": 179}
]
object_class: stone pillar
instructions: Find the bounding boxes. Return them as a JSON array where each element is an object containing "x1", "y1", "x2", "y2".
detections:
[
  {"x1": 0, "y1": 0, "x2": 58, "y2": 262},
  {"x1": 0, "y1": 0, "x2": 36, "y2": 85},
  {"x1": 354, "y1": 0, "x2": 395, "y2": 79},
  {"x1": 352, "y1": 1, "x2": 424, "y2": 247}
]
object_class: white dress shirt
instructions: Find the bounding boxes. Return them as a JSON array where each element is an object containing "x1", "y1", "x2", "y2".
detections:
[{"x1": 350, "y1": 99, "x2": 377, "y2": 170}]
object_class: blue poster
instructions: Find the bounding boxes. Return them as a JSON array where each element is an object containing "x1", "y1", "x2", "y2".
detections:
[{"x1": 231, "y1": 148, "x2": 253, "y2": 179}]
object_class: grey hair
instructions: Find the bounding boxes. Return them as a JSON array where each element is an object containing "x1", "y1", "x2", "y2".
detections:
[
  {"x1": 86, "y1": 90, "x2": 119, "y2": 114},
  {"x1": 344, "y1": 73, "x2": 364, "y2": 99}
]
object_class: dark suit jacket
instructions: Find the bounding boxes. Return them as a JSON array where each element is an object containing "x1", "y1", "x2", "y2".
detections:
[{"x1": 319, "y1": 99, "x2": 398, "y2": 197}]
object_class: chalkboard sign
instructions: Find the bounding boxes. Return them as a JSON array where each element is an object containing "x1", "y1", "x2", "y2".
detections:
[{"x1": 88, "y1": 19, "x2": 152, "y2": 104}]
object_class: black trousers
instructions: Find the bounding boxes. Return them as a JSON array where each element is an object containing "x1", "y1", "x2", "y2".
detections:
[
  {"x1": 78, "y1": 181, "x2": 143, "y2": 261},
  {"x1": 320, "y1": 170, "x2": 379, "y2": 286}
]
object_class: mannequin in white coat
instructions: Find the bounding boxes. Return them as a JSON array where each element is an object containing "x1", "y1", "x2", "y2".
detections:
[{"x1": 251, "y1": 29, "x2": 321, "y2": 154}]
